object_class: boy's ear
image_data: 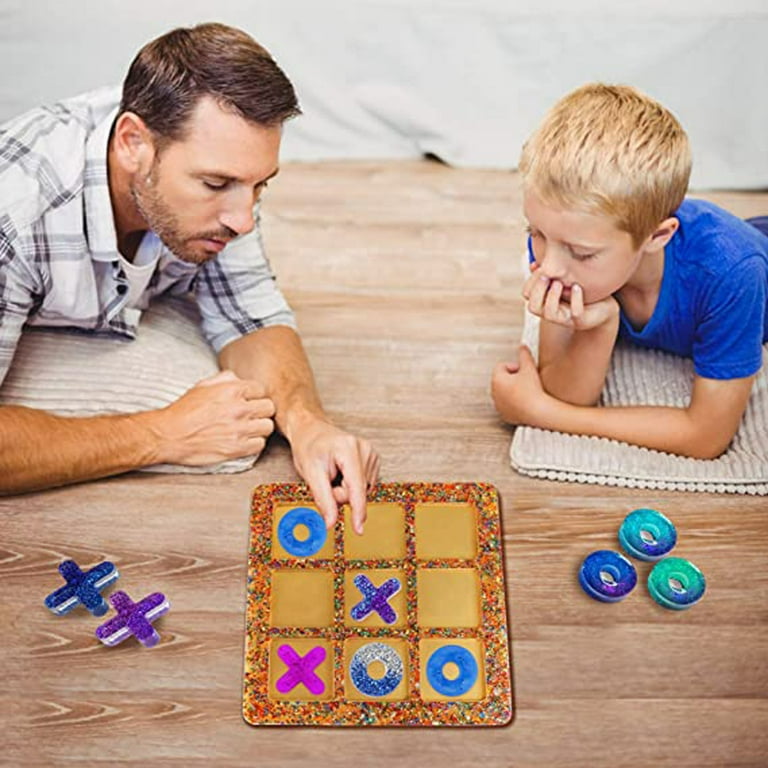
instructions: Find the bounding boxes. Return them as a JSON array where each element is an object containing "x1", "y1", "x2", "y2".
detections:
[
  {"x1": 645, "y1": 216, "x2": 679, "y2": 253},
  {"x1": 111, "y1": 111, "x2": 156, "y2": 174}
]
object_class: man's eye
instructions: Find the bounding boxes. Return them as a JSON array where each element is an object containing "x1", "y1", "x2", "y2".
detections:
[{"x1": 203, "y1": 180, "x2": 228, "y2": 191}]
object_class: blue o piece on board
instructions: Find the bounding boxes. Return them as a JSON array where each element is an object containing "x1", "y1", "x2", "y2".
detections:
[
  {"x1": 426, "y1": 645, "x2": 479, "y2": 697},
  {"x1": 578, "y1": 550, "x2": 637, "y2": 602},
  {"x1": 277, "y1": 507, "x2": 327, "y2": 557},
  {"x1": 349, "y1": 642, "x2": 404, "y2": 697},
  {"x1": 619, "y1": 508, "x2": 677, "y2": 562},
  {"x1": 647, "y1": 557, "x2": 706, "y2": 610}
]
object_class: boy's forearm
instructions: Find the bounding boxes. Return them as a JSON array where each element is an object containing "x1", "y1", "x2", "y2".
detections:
[
  {"x1": 0, "y1": 405, "x2": 162, "y2": 494},
  {"x1": 539, "y1": 314, "x2": 619, "y2": 405},
  {"x1": 535, "y1": 397, "x2": 730, "y2": 460}
]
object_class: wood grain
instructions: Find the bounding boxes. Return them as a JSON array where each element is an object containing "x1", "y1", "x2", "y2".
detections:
[{"x1": 1, "y1": 161, "x2": 767, "y2": 767}]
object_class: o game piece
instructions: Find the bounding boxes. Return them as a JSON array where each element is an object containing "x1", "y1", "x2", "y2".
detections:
[
  {"x1": 349, "y1": 642, "x2": 404, "y2": 697},
  {"x1": 619, "y1": 508, "x2": 677, "y2": 561},
  {"x1": 277, "y1": 507, "x2": 327, "y2": 557},
  {"x1": 44, "y1": 559, "x2": 119, "y2": 617},
  {"x1": 647, "y1": 557, "x2": 706, "y2": 610},
  {"x1": 276, "y1": 644, "x2": 327, "y2": 695},
  {"x1": 426, "y1": 645, "x2": 479, "y2": 697},
  {"x1": 578, "y1": 550, "x2": 637, "y2": 602},
  {"x1": 95, "y1": 590, "x2": 170, "y2": 648}
]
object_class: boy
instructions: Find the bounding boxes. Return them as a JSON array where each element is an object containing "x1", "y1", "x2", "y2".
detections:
[{"x1": 491, "y1": 83, "x2": 768, "y2": 459}]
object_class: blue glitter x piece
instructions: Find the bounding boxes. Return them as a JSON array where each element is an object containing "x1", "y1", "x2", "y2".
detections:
[
  {"x1": 277, "y1": 507, "x2": 327, "y2": 557},
  {"x1": 44, "y1": 559, "x2": 119, "y2": 617},
  {"x1": 619, "y1": 508, "x2": 677, "y2": 562},
  {"x1": 578, "y1": 550, "x2": 637, "y2": 602},
  {"x1": 350, "y1": 574, "x2": 401, "y2": 624},
  {"x1": 426, "y1": 645, "x2": 479, "y2": 697},
  {"x1": 349, "y1": 642, "x2": 403, "y2": 697}
]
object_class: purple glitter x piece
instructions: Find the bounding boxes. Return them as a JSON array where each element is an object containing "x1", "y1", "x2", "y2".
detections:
[
  {"x1": 44, "y1": 559, "x2": 119, "y2": 617},
  {"x1": 350, "y1": 574, "x2": 401, "y2": 624},
  {"x1": 275, "y1": 644, "x2": 327, "y2": 695},
  {"x1": 95, "y1": 590, "x2": 170, "y2": 648}
]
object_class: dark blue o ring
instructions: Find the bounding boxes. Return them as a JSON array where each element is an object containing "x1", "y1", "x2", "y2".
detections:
[
  {"x1": 619, "y1": 508, "x2": 677, "y2": 562},
  {"x1": 277, "y1": 507, "x2": 327, "y2": 557},
  {"x1": 426, "y1": 645, "x2": 479, "y2": 697},
  {"x1": 579, "y1": 550, "x2": 637, "y2": 602}
]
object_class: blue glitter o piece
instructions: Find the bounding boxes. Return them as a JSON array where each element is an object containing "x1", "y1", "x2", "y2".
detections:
[
  {"x1": 647, "y1": 557, "x2": 706, "y2": 610},
  {"x1": 349, "y1": 642, "x2": 404, "y2": 697},
  {"x1": 277, "y1": 507, "x2": 327, "y2": 557},
  {"x1": 578, "y1": 550, "x2": 637, "y2": 602},
  {"x1": 426, "y1": 645, "x2": 479, "y2": 697},
  {"x1": 619, "y1": 508, "x2": 677, "y2": 562}
]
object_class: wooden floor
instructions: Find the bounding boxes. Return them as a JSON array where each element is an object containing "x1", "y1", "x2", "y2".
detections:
[{"x1": 2, "y1": 161, "x2": 767, "y2": 767}]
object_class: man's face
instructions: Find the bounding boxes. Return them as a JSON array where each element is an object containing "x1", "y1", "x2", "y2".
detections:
[
  {"x1": 131, "y1": 96, "x2": 282, "y2": 265},
  {"x1": 523, "y1": 188, "x2": 644, "y2": 304}
]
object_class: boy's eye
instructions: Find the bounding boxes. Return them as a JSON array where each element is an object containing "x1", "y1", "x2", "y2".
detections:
[{"x1": 571, "y1": 251, "x2": 595, "y2": 262}]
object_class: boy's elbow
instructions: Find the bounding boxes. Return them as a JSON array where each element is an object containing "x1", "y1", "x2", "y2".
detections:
[{"x1": 678, "y1": 422, "x2": 734, "y2": 460}]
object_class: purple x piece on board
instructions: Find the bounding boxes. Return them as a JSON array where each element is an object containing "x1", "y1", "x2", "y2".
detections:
[
  {"x1": 95, "y1": 590, "x2": 170, "y2": 648},
  {"x1": 350, "y1": 574, "x2": 401, "y2": 624},
  {"x1": 276, "y1": 644, "x2": 327, "y2": 695}
]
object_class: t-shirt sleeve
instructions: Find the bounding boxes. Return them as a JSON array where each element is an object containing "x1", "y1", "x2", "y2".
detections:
[
  {"x1": 693, "y1": 254, "x2": 767, "y2": 379},
  {"x1": 194, "y1": 204, "x2": 296, "y2": 354},
  {"x1": 0, "y1": 234, "x2": 36, "y2": 387}
]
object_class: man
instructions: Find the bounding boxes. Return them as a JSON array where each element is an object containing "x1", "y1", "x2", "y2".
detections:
[{"x1": 0, "y1": 23, "x2": 378, "y2": 532}]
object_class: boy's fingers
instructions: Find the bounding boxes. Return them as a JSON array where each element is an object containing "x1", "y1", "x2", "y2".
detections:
[
  {"x1": 570, "y1": 284, "x2": 585, "y2": 318},
  {"x1": 543, "y1": 279, "x2": 564, "y2": 320}
]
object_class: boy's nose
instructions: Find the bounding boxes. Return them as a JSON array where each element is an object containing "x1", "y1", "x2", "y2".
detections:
[{"x1": 538, "y1": 247, "x2": 568, "y2": 280}]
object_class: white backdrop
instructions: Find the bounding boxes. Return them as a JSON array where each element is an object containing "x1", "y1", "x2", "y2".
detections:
[{"x1": 1, "y1": 0, "x2": 766, "y2": 189}]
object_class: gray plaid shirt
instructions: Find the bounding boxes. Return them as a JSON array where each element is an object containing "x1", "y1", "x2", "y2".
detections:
[{"x1": 0, "y1": 86, "x2": 296, "y2": 386}]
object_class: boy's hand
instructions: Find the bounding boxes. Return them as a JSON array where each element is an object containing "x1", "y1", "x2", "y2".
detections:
[
  {"x1": 523, "y1": 267, "x2": 619, "y2": 331},
  {"x1": 491, "y1": 345, "x2": 551, "y2": 426}
]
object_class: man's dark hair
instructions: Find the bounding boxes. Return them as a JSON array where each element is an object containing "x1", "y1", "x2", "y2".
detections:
[{"x1": 120, "y1": 22, "x2": 301, "y2": 141}]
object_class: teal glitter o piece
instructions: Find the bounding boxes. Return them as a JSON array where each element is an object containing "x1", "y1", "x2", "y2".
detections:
[
  {"x1": 647, "y1": 557, "x2": 706, "y2": 610},
  {"x1": 277, "y1": 507, "x2": 327, "y2": 557},
  {"x1": 619, "y1": 508, "x2": 677, "y2": 562}
]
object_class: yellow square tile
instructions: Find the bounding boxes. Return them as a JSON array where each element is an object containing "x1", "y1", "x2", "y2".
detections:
[
  {"x1": 344, "y1": 637, "x2": 409, "y2": 701},
  {"x1": 343, "y1": 503, "x2": 406, "y2": 560},
  {"x1": 268, "y1": 637, "x2": 334, "y2": 701},
  {"x1": 344, "y1": 569, "x2": 406, "y2": 628},
  {"x1": 417, "y1": 568, "x2": 480, "y2": 627},
  {"x1": 271, "y1": 504, "x2": 334, "y2": 560},
  {"x1": 419, "y1": 638, "x2": 486, "y2": 701},
  {"x1": 415, "y1": 503, "x2": 478, "y2": 560},
  {"x1": 270, "y1": 569, "x2": 335, "y2": 628}
]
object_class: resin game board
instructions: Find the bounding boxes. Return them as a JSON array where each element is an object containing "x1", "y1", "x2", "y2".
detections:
[{"x1": 242, "y1": 482, "x2": 513, "y2": 726}]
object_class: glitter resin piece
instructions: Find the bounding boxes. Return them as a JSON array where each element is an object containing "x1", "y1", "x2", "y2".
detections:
[
  {"x1": 276, "y1": 644, "x2": 327, "y2": 695},
  {"x1": 579, "y1": 550, "x2": 637, "y2": 602},
  {"x1": 350, "y1": 574, "x2": 401, "y2": 624},
  {"x1": 647, "y1": 557, "x2": 706, "y2": 610},
  {"x1": 619, "y1": 508, "x2": 677, "y2": 562},
  {"x1": 426, "y1": 645, "x2": 479, "y2": 697},
  {"x1": 277, "y1": 507, "x2": 328, "y2": 557},
  {"x1": 349, "y1": 642, "x2": 404, "y2": 697},
  {"x1": 95, "y1": 590, "x2": 170, "y2": 648},
  {"x1": 44, "y1": 559, "x2": 120, "y2": 617}
]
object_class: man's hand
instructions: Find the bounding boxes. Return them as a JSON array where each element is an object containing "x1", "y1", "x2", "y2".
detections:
[
  {"x1": 151, "y1": 370, "x2": 276, "y2": 465},
  {"x1": 288, "y1": 417, "x2": 380, "y2": 535},
  {"x1": 491, "y1": 344, "x2": 552, "y2": 426},
  {"x1": 523, "y1": 267, "x2": 619, "y2": 331}
]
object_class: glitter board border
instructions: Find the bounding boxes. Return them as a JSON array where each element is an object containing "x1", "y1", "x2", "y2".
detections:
[{"x1": 242, "y1": 482, "x2": 514, "y2": 726}]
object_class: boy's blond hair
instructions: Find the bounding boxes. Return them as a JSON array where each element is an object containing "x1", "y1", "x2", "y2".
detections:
[{"x1": 519, "y1": 83, "x2": 692, "y2": 246}]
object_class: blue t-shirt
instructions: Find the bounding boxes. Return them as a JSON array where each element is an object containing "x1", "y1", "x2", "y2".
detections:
[{"x1": 618, "y1": 199, "x2": 768, "y2": 379}]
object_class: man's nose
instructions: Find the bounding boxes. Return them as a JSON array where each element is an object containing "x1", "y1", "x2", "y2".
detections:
[{"x1": 219, "y1": 201, "x2": 256, "y2": 236}]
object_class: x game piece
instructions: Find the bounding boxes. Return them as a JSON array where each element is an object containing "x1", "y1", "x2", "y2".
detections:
[
  {"x1": 276, "y1": 644, "x2": 327, "y2": 695},
  {"x1": 44, "y1": 559, "x2": 119, "y2": 617},
  {"x1": 350, "y1": 573, "x2": 402, "y2": 624},
  {"x1": 95, "y1": 590, "x2": 170, "y2": 648}
]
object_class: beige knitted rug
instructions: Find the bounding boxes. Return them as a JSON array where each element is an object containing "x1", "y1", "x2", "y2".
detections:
[
  {"x1": 0, "y1": 298, "x2": 256, "y2": 474},
  {"x1": 510, "y1": 311, "x2": 768, "y2": 495}
]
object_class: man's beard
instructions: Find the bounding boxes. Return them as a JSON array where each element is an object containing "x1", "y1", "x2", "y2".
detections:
[{"x1": 130, "y1": 170, "x2": 234, "y2": 265}]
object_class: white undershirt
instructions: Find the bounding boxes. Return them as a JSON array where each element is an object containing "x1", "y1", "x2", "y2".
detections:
[{"x1": 118, "y1": 231, "x2": 163, "y2": 308}]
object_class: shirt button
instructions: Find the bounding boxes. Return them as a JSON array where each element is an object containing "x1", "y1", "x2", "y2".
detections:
[{"x1": 117, "y1": 284, "x2": 128, "y2": 295}]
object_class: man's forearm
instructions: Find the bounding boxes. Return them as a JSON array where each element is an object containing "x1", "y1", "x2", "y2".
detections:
[
  {"x1": 0, "y1": 405, "x2": 161, "y2": 494},
  {"x1": 539, "y1": 314, "x2": 619, "y2": 406},
  {"x1": 218, "y1": 326, "x2": 327, "y2": 443},
  {"x1": 533, "y1": 395, "x2": 731, "y2": 460}
]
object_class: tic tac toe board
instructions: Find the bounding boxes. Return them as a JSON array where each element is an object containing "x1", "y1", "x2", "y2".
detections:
[{"x1": 242, "y1": 482, "x2": 513, "y2": 726}]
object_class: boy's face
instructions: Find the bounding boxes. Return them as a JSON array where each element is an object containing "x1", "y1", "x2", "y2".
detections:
[
  {"x1": 523, "y1": 188, "x2": 644, "y2": 304},
  {"x1": 130, "y1": 96, "x2": 282, "y2": 265}
]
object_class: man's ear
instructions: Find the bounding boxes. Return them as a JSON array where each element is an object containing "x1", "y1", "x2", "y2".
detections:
[
  {"x1": 111, "y1": 111, "x2": 156, "y2": 175},
  {"x1": 644, "y1": 216, "x2": 679, "y2": 253}
]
